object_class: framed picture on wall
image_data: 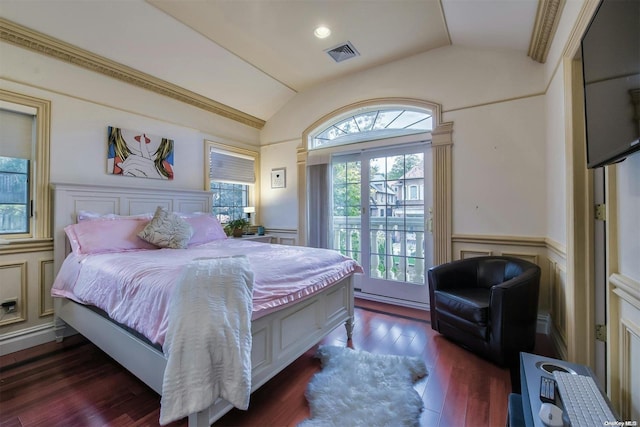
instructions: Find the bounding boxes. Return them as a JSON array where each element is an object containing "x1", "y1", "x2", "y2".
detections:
[
  {"x1": 107, "y1": 126, "x2": 174, "y2": 180},
  {"x1": 271, "y1": 167, "x2": 286, "y2": 188}
]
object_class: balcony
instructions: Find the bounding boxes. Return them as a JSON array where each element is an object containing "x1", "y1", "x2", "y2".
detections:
[{"x1": 333, "y1": 215, "x2": 427, "y2": 284}]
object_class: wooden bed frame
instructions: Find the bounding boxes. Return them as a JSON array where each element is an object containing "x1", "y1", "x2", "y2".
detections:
[{"x1": 51, "y1": 183, "x2": 355, "y2": 426}]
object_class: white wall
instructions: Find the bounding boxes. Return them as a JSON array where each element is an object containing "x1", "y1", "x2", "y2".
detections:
[
  {"x1": 260, "y1": 140, "x2": 300, "y2": 229},
  {"x1": 261, "y1": 45, "x2": 549, "y2": 238},
  {"x1": 544, "y1": 61, "x2": 568, "y2": 247},
  {"x1": 444, "y1": 95, "x2": 546, "y2": 236},
  {"x1": 262, "y1": 45, "x2": 545, "y2": 143},
  {"x1": 1, "y1": 42, "x2": 260, "y2": 190},
  {"x1": 617, "y1": 151, "x2": 640, "y2": 281}
]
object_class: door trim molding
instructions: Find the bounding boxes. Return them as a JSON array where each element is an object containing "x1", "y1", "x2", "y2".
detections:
[{"x1": 298, "y1": 98, "x2": 453, "y2": 266}]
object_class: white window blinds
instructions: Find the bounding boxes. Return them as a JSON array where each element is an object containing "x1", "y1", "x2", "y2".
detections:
[
  {"x1": 0, "y1": 108, "x2": 35, "y2": 159},
  {"x1": 209, "y1": 148, "x2": 255, "y2": 184}
]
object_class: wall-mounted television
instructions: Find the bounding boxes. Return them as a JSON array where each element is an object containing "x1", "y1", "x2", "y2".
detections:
[{"x1": 581, "y1": 0, "x2": 640, "y2": 169}]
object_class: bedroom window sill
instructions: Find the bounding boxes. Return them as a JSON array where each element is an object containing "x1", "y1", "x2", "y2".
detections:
[{"x1": 0, "y1": 238, "x2": 53, "y2": 255}]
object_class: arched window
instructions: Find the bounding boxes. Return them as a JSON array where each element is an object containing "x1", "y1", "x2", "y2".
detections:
[
  {"x1": 310, "y1": 107, "x2": 432, "y2": 149},
  {"x1": 300, "y1": 98, "x2": 452, "y2": 270}
]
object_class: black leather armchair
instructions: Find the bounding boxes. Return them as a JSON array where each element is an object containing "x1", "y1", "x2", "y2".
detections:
[{"x1": 428, "y1": 256, "x2": 541, "y2": 367}]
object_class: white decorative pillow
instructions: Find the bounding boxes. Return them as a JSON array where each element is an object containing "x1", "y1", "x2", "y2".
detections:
[{"x1": 138, "y1": 206, "x2": 193, "y2": 249}]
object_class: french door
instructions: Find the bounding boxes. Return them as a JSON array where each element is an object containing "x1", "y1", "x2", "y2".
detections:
[{"x1": 331, "y1": 144, "x2": 433, "y2": 305}]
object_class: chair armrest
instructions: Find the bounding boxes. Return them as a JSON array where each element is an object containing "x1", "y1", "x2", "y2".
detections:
[
  {"x1": 494, "y1": 266, "x2": 539, "y2": 287},
  {"x1": 489, "y1": 267, "x2": 541, "y2": 355},
  {"x1": 490, "y1": 268, "x2": 541, "y2": 321}
]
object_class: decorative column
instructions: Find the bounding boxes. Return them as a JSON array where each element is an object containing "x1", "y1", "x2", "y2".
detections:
[
  {"x1": 297, "y1": 145, "x2": 307, "y2": 246},
  {"x1": 431, "y1": 122, "x2": 453, "y2": 266}
]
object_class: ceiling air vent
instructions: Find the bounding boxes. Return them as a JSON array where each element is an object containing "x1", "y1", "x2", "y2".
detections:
[{"x1": 325, "y1": 41, "x2": 360, "y2": 63}]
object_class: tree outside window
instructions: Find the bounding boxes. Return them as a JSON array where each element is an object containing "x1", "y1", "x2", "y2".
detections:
[
  {"x1": 210, "y1": 181, "x2": 249, "y2": 223},
  {"x1": 0, "y1": 156, "x2": 29, "y2": 234}
]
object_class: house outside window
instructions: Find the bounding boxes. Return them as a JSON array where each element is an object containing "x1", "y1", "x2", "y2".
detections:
[
  {"x1": 395, "y1": 159, "x2": 424, "y2": 217},
  {"x1": 205, "y1": 141, "x2": 258, "y2": 224}
]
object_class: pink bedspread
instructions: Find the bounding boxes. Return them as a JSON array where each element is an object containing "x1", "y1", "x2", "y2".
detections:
[{"x1": 52, "y1": 239, "x2": 362, "y2": 346}]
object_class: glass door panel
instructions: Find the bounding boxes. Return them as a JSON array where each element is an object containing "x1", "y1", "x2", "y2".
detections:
[
  {"x1": 331, "y1": 158, "x2": 362, "y2": 264},
  {"x1": 331, "y1": 145, "x2": 432, "y2": 306}
]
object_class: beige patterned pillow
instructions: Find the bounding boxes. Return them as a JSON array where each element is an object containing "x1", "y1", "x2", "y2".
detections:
[{"x1": 138, "y1": 206, "x2": 193, "y2": 249}]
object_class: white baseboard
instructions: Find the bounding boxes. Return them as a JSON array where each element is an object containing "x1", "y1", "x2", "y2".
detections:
[
  {"x1": 354, "y1": 291, "x2": 429, "y2": 312},
  {"x1": 0, "y1": 322, "x2": 75, "y2": 356},
  {"x1": 537, "y1": 312, "x2": 551, "y2": 335},
  {"x1": 356, "y1": 292, "x2": 553, "y2": 336}
]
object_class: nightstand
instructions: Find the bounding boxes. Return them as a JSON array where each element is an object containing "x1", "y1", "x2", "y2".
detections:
[{"x1": 239, "y1": 234, "x2": 273, "y2": 243}]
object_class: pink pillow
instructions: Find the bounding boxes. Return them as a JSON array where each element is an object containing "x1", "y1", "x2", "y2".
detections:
[
  {"x1": 65, "y1": 217, "x2": 157, "y2": 255},
  {"x1": 182, "y1": 214, "x2": 227, "y2": 245}
]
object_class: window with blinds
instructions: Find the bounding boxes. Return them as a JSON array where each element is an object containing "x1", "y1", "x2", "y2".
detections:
[
  {"x1": 209, "y1": 149, "x2": 255, "y2": 184},
  {"x1": 206, "y1": 142, "x2": 258, "y2": 224},
  {"x1": 0, "y1": 91, "x2": 51, "y2": 240}
]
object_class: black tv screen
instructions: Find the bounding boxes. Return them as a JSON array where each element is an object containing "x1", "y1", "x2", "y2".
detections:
[{"x1": 581, "y1": 0, "x2": 640, "y2": 169}]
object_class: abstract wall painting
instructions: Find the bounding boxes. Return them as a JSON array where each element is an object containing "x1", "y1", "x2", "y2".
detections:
[{"x1": 107, "y1": 126, "x2": 174, "y2": 180}]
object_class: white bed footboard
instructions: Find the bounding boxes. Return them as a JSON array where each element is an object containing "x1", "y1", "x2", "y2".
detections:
[{"x1": 54, "y1": 276, "x2": 354, "y2": 426}]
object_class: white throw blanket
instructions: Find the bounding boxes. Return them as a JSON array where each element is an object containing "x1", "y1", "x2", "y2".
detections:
[{"x1": 159, "y1": 256, "x2": 254, "y2": 425}]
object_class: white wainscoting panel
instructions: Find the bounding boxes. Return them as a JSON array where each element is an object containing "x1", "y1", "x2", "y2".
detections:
[
  {"x1": 610, "y1": 273, "x2": 640, "y2": 420},
  {"x1": 0, "y1": 261, "x2": 27, "y2": 326},
  {"x1": 39, "y1": 258, "x2": 55, "y2": 316},
  {"x1": 0, "y1": 245, "x2": 54, "y2": 355},
  {"x1": 452, "y1": 234, "x2": 567, "y2": 355}
]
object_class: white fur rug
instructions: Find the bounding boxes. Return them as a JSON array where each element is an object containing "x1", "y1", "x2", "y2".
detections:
[{"x1": 299, "y1": 345, "x2": 428, "y2": 427}]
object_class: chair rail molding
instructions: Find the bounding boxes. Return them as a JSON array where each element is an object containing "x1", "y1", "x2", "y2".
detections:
[{"x1": 452, "y1": 234, "x2": 547, "y2": 247}]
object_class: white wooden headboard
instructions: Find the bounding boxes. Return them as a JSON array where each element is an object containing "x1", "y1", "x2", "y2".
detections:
[{"x1": 51, "y1": 183, "x2": 213, "y2": 274}]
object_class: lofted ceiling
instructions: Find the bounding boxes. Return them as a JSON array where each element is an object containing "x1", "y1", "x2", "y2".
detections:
[{"x1": 0, "y1": 0, "x2": 561, "y2": 127}]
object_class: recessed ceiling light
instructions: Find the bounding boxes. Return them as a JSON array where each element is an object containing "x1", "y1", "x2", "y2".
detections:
[{"x1": 314, "y1": 26, "x2": 331, "y2": 39}]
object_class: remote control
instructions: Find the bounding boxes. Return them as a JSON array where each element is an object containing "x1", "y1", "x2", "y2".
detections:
[{"x1": 540, "y1": 376, "x2": 556, "y2": 403}]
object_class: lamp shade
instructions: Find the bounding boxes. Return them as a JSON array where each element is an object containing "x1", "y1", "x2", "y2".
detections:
[{"x1": 243, "y1": 206, "x2": 255, "y2": 214}]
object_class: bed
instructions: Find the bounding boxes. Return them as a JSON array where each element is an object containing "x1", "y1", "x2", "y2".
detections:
[{"x1": 51, "y1": 183, "x2": 361, "y2": 426}]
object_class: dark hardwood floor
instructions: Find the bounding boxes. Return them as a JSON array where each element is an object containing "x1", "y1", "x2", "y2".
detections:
[{"x1": 0, "y1": 300, "x2": 555, "y2": 427}]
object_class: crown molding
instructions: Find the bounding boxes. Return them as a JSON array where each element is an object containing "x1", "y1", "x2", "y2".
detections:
[
  {"x1": 0, "y1": 18, "x2": 265, "y2": 130},
  {"x1": 528, "y1": 0, "x2": 566, "y2": 63}
]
